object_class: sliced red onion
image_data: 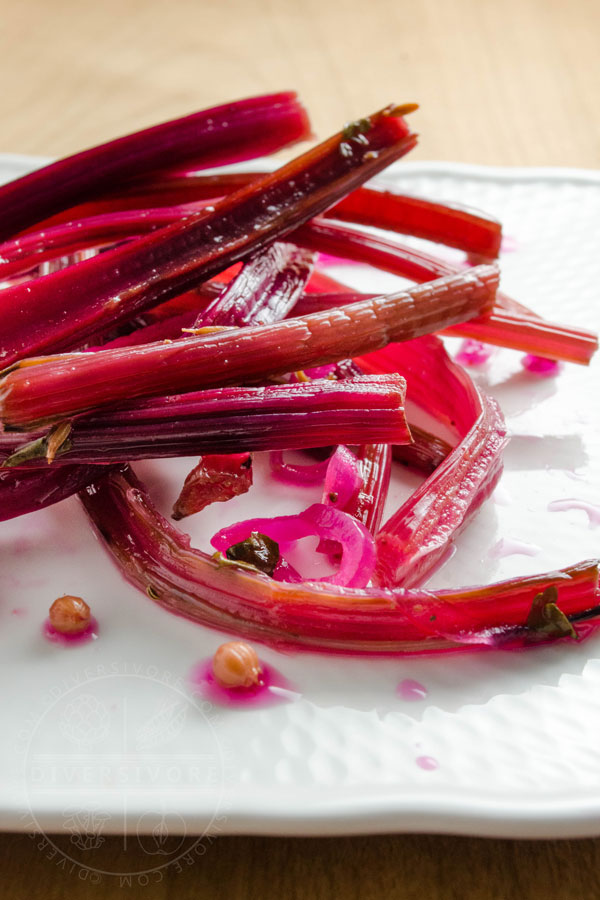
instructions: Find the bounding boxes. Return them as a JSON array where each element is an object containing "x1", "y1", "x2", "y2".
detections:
[
  {"x1": 211, "y1": 502, "x2": 376, "y2": 588},
  {"x1": 322, "y1": 446, "x2": 362, "y2": 510},
  {"x1": 269, "y1": 451, "x2": 331, "y2": 485}
]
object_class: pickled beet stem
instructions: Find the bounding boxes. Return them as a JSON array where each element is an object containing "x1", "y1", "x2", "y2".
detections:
[
  {"x1": 0, "y1": 105, "x2": 416, "y2": 367},
  {"x1": 0, "y1": 265, "x2": 497, "y2": 430}
]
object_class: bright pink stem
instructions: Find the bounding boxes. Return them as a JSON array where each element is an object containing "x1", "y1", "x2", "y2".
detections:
[
  {"x1": 352, "y1": 443, "x2": 392, "y2": 532},
  {"x1": 444, "y1": 311, "x2": 598, "y2": 365},
  {"x1": 330, "y1": 185, "x2": 502, "y2": 258}
]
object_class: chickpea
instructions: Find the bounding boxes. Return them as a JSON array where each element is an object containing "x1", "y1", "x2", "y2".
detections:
[
  {"x1": 49, "y1": 595, "x2": 91, "y2": 634},
  {"x1": 212, "y1": 641, "x2": 262, "y2": 689}
]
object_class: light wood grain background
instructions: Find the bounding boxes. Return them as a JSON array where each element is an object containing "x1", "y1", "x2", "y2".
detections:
[{"x1": 1, "y1": 0, "x2": 599, "y2": 896}]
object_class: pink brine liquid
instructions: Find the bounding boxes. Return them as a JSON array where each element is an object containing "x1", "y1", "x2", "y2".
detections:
[
  {"x1": 548, "y1": 499, "x2": 600, "y2": 528},
  {"x1": 397, "y1": 679, "x2": 428, "y2": 701},
  {"x1": 189, "y1": 659, "x2": 298, "y2": 709},
  {"x1": 416, "y1": 755, "x2": 439, "y2": 771},
  {"x1": 42, "y1": 617, "x2": 99, "y2": 646},
  {"x1": 455, "y1": 339, "x2": 493, "y2": 367},
  {"x1": 521, "y1": 354, "x2": 561, "y2": 376},
  {"x1": 488, "y1": 538, "x2": 540, "y2": 559}
]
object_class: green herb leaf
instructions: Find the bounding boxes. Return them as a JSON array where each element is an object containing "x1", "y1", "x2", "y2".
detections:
[
  {"x1": 526, "y1": 586, "x2": 578, "y2": 641},
  {"x1": 341, "y1": 118, "x2": 373, "y2": 141},
  {"x1": 225, "y1": 531, "x2": 280, "y2": 577}
]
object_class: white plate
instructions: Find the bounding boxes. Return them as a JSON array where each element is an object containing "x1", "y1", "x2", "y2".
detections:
[{"x1": 1, "y1": 156, "x2": 600, "y2": 848}]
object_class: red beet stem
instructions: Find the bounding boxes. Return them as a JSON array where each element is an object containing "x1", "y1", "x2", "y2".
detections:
[
  {"x1": 0, "y1": 105, "x2": 417, "y2": 367},
  {"x1": 11, "y1": 171, "x2": 501, "y2": 264},
  {"x1": 0, "y1": 264, "x2": 498, "y2": 429},
  {"x1": 1, "y1": 376, "x2": 410, "y2": 466},
  {"x1": 291, "y1": 221, "x2": 598, "y2": 365},
  {"x1": 0, "y1": 92, "x2": 311, "y2": 242},
  {"x1": 0, "y1": 464, "x2": 102, "y2": 522}
]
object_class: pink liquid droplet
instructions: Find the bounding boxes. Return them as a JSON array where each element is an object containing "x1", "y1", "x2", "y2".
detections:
[
  {"x1": 547, "y1": 498, "x2": 600, "y2": 528},
  {"x1": 189, "y1": 659, "x2": 298, "y2": 709},
  {"x1": 11, "y1": 607, "x2": 27, "y2": 617},
  {"x1": 42, "y1": 617, "x2": 99, "y2": 646},
  {"x1": 500, "y1": 235, "x2": 519, "y2": 253},
  {"x1": 488, "y1": 538, "x2": 540, "y2": 559},
  {"x1": 455, "y1": 339, "x2": 493, "y2": 367},
  {"x1": 397, "y1": 679, "x2": 428, "y2": 701},
  {"x1": 521, "y1": 354, "x2": 561, "y2": 376},
  {"x1": 416, "y1": 755, "x2": 439, "y2": 771}
]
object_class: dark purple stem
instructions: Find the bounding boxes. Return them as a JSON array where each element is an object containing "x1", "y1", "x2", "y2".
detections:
[
  {"x1": 0, "y1": 92, "x2": 310, "y2": 242},
  {"x1": 0, "y1": 106, "x2": 416, "y2": 367}
]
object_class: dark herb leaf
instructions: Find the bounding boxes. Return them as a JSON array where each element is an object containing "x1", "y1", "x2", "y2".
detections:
[
  {"x1": 526, "y1": 586, "x2": 578, "y2": 641},
  {"x1": 225, "y1": 531, "x2": 280, "y2": 577}
]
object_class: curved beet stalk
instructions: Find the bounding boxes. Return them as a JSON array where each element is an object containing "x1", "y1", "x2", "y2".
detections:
[
  {"x1": 0, "y1": 265, "x2": 497, "y2": 430},
  {"x1": 330, "y1": 186, "x2": 502, "y2": 258},
  {"x1": 0, "y1": 92, "x2": 311, "y2": 242},
  {"x1": 1, "y1": 375, "x2": 410, "y2": 465},
  {"x1": 80, "y1": 465, "x2": 599, "y2": 653},
  {"x1": 334, "y1": 356, "x2": 453, "y2": 475},
  {"x1": 355, "y1": 337, "x2": 508, "y2": 588},
  {"x1": 0, "y1": 464, "x2": 101, "y2": 522},
  {"x1": 0, "y1": 105, "x2": 417, "y2": 368}
]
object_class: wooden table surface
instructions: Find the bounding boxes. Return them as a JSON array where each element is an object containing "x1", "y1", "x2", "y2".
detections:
[{"x1": 1, "y1": 0, "x2": 599, "y2": 896}]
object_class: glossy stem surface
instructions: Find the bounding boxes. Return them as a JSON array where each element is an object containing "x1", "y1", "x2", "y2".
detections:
[
  {"x1": 0, "y1": 106, "x2": 416, "y2": 367},
  {"x1": 0, "y1": 265, "x2": 497, "y2": 430},
  {"x1": 80, "y1": 465, "x2": 599, "y2": 654},
  {"x1": 0, "y1": 92, "x2": 310, "y2": 241},
  {"x1": 2, "y1": 376, "x2": 410, "y2": 466}
]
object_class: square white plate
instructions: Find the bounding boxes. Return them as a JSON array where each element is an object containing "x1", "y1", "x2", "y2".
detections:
[{"x1": 1, "y1": 156, "x2": 600, "y2": 846}]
